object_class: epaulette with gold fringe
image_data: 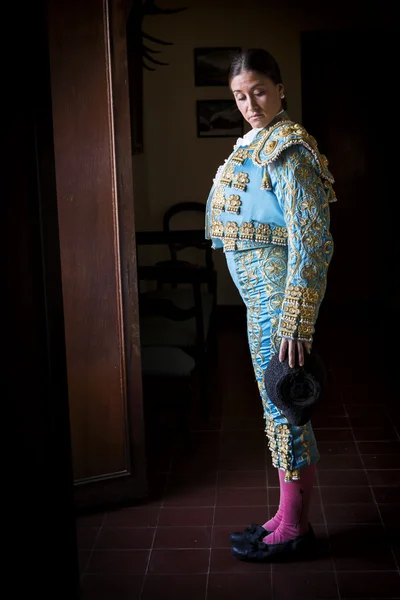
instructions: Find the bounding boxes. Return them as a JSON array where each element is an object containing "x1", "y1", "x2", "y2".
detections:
[{"x1": 251, "y1": 120, "x2": 335, "y2": 187}]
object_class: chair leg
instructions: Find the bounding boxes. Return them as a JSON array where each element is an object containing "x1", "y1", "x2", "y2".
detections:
[
  {"x1": 202, "y1": 325, "x2": 219, "y2": 420},
  {"x1": 196, "y1": 352, "x2": 209, "y2": 421},
  {"x1": 174, "y1": 378, "x2": 193, "y2": 453}
]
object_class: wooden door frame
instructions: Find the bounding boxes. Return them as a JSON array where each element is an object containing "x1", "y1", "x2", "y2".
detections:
[
  {"x1": 107, "y1": 0, "x2": 148, "y2": 499},
  {"x1": 47, "y1": 0, "x2": 147, "y2": 509}
]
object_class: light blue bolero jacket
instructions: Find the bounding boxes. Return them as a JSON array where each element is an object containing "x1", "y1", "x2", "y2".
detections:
[{"x1": 205, "y1": 112, "x2": 336, "y2": 343}]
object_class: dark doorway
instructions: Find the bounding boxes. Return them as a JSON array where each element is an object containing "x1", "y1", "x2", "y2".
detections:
[{"x1": 301, "y1": 29, "x2": 395, "y2": 333}]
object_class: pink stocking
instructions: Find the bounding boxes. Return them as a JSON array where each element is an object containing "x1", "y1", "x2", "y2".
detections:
[
  {"x1": 262, "y1": 464, "x2": 316, "y2": 544},
  {"x1": 262, "y1": 469, "x2": 286, "y2": 531}
]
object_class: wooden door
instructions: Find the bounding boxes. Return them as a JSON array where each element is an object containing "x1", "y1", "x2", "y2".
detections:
[{"x1": 47, "y1": 0, "x2": 147, "y2": 508}]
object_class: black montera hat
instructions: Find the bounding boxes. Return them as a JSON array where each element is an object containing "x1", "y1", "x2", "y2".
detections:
[{"x1": 264, "y1": 351, "x2": 327, "y2": 426}]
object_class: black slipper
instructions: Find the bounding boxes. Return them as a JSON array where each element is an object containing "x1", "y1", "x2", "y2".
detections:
[
  {"x1": 229, "y1": 524, "x2": 269, "y2": 545},
  {"x1": 231, "y1": 525, "x2": 316, "y2": 562}
]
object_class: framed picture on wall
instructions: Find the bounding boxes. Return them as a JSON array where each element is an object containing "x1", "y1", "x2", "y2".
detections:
[
  {"x1": 196, "y1": 99, "x2": 243, "y2": 138},
  {"x1": 194, "y1": 47, "x2": 241, "y2": 86}
]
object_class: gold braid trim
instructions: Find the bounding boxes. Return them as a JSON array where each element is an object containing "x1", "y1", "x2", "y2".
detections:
[
  {"x1": 211, "y1": 220, "x2": 288, "y2": 252},
  {"x1": 279, "y1": 285, "x2": 319, "y2": 342},
  {"x1": 252, "y1": 120, "x2": 335, "y2": 189},
  {"x1": 284, "y1": 469, "x2": 301, "y2": 482},
  {"x1": 265, "y1": 421, "x2": 293, "y2": 471}
]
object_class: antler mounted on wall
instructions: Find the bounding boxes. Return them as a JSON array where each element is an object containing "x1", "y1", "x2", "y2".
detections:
[
  {"x1": 126, "y1": 0, "x2": 187, "y2": 154},
  {"x1": 127, "y1": 0, "x2": 187, "y2": 71}
]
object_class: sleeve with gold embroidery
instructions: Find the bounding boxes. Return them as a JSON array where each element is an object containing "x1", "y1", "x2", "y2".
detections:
[{"x1": 269, "y1": 144, "x2": 334, "y2": 342}]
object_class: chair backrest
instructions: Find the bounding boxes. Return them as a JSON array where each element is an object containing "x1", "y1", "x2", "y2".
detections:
[
  {"x1": 135, "y1": 225, "x2": 217, "y2": 303},
  {"x1": 162, "y1": 202, "x2": 216, "y2": 297},
  {"x1": 163, "y1": 202, "x2": 213, "y2": 268},
  {"x1": 138, "y1": 264, "x2": 205, "y2": 349}
]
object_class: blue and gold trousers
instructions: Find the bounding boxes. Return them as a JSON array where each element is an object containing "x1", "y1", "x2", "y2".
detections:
[{"x1": 225, "y1": 245, "x2": 320, "y2": 482}]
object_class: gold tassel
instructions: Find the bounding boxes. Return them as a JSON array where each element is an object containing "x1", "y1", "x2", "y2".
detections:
[{"x1": 261, "y1": 166, "x2": 272, "y2": 190}]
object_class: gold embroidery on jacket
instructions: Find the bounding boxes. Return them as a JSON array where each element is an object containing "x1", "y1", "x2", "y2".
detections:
[
  {"x1": 231, "y1": 148, "x2": 249, "y2": 164},
  {"x1": 211, "y1": 220, "x2": 224, "y2": 239},
  {"x1": 261, "y1": 166, "x2": 272, "y2": 190},
  {"x1": 226, "y1": 194, "x2": 242, "y2": 214},
  {"x1": 210, "y1": 220, "x2": 288, "y2": 251},
  {"x1": 254, "y1": 223, "x2": 270, "y2": 243},
  {"x1": 252, "y1": 119, "x2": 335, "y2": 188},
  {"x1": 275, "y1": 146, "x2": 333, "y2": 341},
  {"x1": 211, "y1": 186, "x2": 225, "y2": 212},
  {"x1": 233, "y1": 171, "x2": 250, "y2": 191},
  {"x1": 220, "y1": 162, "x2": 235, "y2": 185},
  {"x1": 225, "y1": 221, "x2": 239, "y2": 241},
  {"x1": 240, "y1": 222, "x2": 255, "y2": 240},
  {"x1": 280, "y1": 285, "x2": 318, "y2": 341}
]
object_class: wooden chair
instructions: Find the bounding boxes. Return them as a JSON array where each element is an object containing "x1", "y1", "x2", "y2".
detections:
[
  {"x1": 140, "y1": 344, "x2": 196, "y2": 452},
  {"x1": 137, "y1": 262, "x2": 211, "y2": 440},
  {"x1": 136, "y1": 227, "x2": 218, "y2": 419},
  {"x1": 151, "y1": 202, "x2": 217, "y2": 340},
  {"x1": 162, "y1": 202, "x2": 215, "y2": 285}
]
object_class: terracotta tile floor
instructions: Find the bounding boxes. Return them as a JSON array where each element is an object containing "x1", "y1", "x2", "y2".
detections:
[{"x1": 77, "y1": 320, "x2": 400, "y2": 599}]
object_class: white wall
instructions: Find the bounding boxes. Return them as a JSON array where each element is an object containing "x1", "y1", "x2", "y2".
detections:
[{"x1": 131, "y1": 0, "x2": 377, "y2": 303}]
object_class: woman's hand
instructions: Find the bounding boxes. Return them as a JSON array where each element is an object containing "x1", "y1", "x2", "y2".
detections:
[{"x1": 279, "y1": 338, "x2": 312, "y2": 368}]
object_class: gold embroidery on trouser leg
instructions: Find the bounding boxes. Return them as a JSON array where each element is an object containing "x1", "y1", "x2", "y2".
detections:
[
  {"x1": 265, "y1": 419, "x2": 279, "y2": 467},
  {"x1": 236, "y1": 251, "x2": 266, "y2": 411},
  {"x1": 300, "y1": 425, "x2": 311, "y2": 466},
  {"x1": 236, "y1": 247, "x2": 291, "y2": 464},
  {"x1": 284, "y1": 469, "x2": 301, "y2": 482},
  {"x1": 275, "y1": 423, "x2": 292, "y2": 471},
  {"x1": 230, "y1": 246, "x2": 319, "y2": 474}
]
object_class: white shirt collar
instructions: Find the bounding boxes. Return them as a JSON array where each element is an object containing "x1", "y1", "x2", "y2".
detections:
[{"x1": 234, "y1": 127, "x2": 261, "y2": 150}]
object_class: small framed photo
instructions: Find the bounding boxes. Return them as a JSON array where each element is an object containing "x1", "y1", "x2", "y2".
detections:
[
  {"x1": 196, "y1": 99, "x2": 243, "y2": 138},
  {"x1": 194, "y1": 47, "x2": 241, "y2": 87}
]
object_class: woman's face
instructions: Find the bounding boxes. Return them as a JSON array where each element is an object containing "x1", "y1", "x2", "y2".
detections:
[{"x1": 230, "y1": 70, "x2": 284, "y2": 129}]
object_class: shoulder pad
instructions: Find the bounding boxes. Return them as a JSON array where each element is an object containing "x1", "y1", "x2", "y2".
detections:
[{"x1": 252, "y1": 120, "x2": 334, "y2": 185}]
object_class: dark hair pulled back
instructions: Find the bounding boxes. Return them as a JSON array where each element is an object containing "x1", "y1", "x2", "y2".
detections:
[{"x1": 229, "y1": 48, "x2": 287, "y2": 110}]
